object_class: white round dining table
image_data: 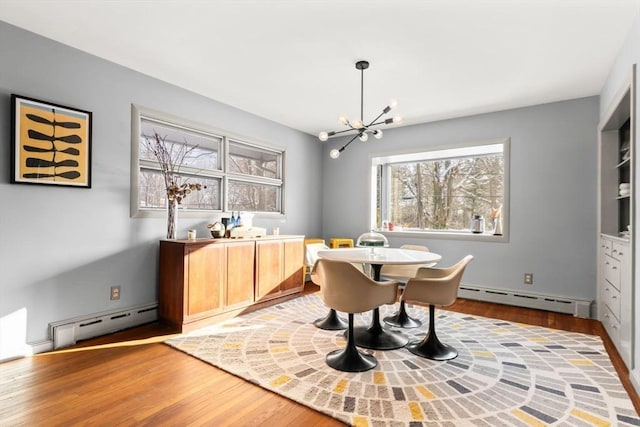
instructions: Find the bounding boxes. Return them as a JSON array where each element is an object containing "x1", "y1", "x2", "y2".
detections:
[{"x1": 317, "y1": 247, "x2": 442, "y2": 350}]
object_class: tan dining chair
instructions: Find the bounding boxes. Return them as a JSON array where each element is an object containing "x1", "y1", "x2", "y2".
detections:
[
  {"x1": 401, "y1": 255, "x2": 474, "y2": 360},
  {"x1": 380, "y1": 244, "x2": 434, "y2": 328},
  {"x1": 307, "y1": 243, "x2": 349, "y2": 330},
  {"x1": 314, "y1": 258, "x2": 400, "y2": 372}
]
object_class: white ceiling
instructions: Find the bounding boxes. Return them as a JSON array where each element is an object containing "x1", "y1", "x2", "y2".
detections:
[{"x1": 1, "y1": 0, "x2": 639, "y2": 137}]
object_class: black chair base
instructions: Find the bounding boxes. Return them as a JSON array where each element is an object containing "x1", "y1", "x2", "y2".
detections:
[
  {"x1": 383, "y1": 301, "x2": 422, "y2": 329},
  {"x1": 406, "y1": 336, "x2": 458, "y2": 361},
  {"x1": 406, "y1": 304, "x2": 457, "y2": 361},
  {"x1": 314, "y1": 309, "x2": 348, "y2": 330},
  {"x1": 326, "y1": 313, "x2": 377, "y2": 372}
]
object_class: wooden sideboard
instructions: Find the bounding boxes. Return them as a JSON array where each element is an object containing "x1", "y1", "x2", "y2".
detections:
[{"x1": 158, "y1": 235, "x2": 305, "y2": 332}]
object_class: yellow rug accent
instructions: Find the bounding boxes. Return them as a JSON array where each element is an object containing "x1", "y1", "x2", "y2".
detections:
[
  {"x1": 416, "y1": 385, "x2": 436, "y2": 399},
  {"x1": 269, "y1": 346, "x2": 289, "y2": 353},
  {"x1": 222, "y1": 342, "x2": 243, "y2": 349},
  {"x1": 408, "y1": 402, "x2": 424, "y2": 420},
  {"x1": 333, "y1": 378, "x2": 348, "y2": 394},
  {"x1": 492, "y1": 328, "x2": 509, "y2": 334},
  {"x1": 352, "y1": 416, "x2": 369, "y2": 427},
  {"x1": 570, "y1": 408, "x2": 611, "y2": 426},
  {"x1": 570, "y1": 359, "x2": 595, "y2": 366},
  {"x1": 473, "y1": 351, "x2": 495, "y2": 358},
  {"x1": 528, "y1": 337, "x2": 550, "y2": 343},
  {"x1": 511, "y1": 408, "x2": 546, "y2": 427},
  {"x1": 270, "y1": 375, "x2": 291, "y2": 387},
  {"x1": 373, "y1": 372, "x2": 386, "y2": 385}
]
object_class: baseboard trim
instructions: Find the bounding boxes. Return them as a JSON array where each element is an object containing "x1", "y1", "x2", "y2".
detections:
[
  {"x1": 458, "y1": 283, "x2": 593, "y2": 318},
  {"x1": 49, "y1": 302, "x2": 158, "y2": 349}
]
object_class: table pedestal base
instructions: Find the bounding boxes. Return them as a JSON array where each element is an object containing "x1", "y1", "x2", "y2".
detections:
[{"x1": 351, "y1": 308, "x2": 408, "y2": 350}]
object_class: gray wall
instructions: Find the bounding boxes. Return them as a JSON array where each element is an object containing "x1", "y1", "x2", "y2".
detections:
[
  {"x1": 0, "y1": 21, "x2": 322, "y2": 352},
  {"x1": 321, "y1": 97, "x2": 599, "y2": 301}
]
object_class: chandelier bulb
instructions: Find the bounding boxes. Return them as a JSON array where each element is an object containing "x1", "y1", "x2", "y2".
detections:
[
  {"x1": 393, "y1": 115, "x2": 404, "y2": 124},
  {"x1": 330, "y1": 148, "x2": 340, "y2": 159},
  {"x1": 338, "y1": 116, "x2": 348, "y2": 126},
  {"x1": 359, "y1": 133, "x2": 369, "y2": 142},
  {"x1": 373, "y1": 129, "x2": 383, "y2": 139},
  {"x1": 318, "y1": 131, "x2": 329, "y2": 142},
  {"x1": 352, "y1": 120, "x2": 363, "y2": 129},
  {"x1": 389, "y1": 99, "x2": 398, "y2": 109}
]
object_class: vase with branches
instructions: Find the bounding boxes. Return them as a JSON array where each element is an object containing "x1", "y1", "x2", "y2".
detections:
[{"x1": 145, "y1": 132, "x2": 202, "y2": 239}]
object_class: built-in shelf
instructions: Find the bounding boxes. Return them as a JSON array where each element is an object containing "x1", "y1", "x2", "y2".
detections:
[{"x1": 597, "y1": 64, "x2": 635, "y2": 369}]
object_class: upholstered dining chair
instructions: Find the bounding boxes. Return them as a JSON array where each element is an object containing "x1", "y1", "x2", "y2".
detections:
[
  {"x1": 315, "y1": 258, "x2": 400, "y2": 372},
  {"x1": 401, "y1": 255, "x2": 474, "y2": 361},
  {"x1": 380, "y1": 244, "x2": 433, "y2": 328},
  {"x1": 307, "y1": 243, "x2": 349, "y2": 330}
]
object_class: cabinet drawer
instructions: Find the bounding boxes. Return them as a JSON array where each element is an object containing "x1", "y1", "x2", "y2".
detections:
[
  {"x1": 611, "y1": 241, "x2": 627, "y2": 261},
  {"x1": 602, "y1": 306, "x2": 621, "y2": 345},
  {"x1": 603, "y1": 255, "x2": 621, "y2": 290},
  {"x1": 601, "y1": 238, "x2": 612, "y2": 257},
  {"x1": 602, "y1": 281, "x2": 621, "y2": 321}
]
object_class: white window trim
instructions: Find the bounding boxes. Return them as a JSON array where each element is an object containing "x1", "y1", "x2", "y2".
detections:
[
  {"x1": 368, "y1": 137, "x2": 510, "y2": 242},
  {"x1": 130, "y1": 104, "x2": 287, "y2": 219}
]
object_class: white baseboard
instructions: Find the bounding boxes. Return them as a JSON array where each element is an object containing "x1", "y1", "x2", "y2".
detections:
[
  {"x1": 458, "y1": 283, "x2": 593, "y2": 318},
  {"x1": 48, "y1": 302, "x2": 158, "y2": 349}
]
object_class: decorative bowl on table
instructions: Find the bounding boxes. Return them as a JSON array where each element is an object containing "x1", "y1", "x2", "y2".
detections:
[{"x1": 356, "y1": 231, "x2": 389, "y2": 247}]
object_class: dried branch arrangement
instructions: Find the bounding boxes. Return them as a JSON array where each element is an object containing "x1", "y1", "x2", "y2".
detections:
[{"x1": 145, "y1": 131, "x2": 202, "y2": 203}]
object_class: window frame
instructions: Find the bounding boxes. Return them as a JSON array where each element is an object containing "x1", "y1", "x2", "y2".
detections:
[
  {"x1": 130, "y1": 105, "x2": 286, "y2": 219},
  {"x1": 369, "y1": 137, "x2": 510, "y2": 242}
]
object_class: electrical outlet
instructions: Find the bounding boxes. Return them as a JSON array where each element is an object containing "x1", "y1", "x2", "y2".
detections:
[
  {"x1": 110, "y1": 285, "x2": 121, "y2": 300},
  {"x1": 524, "y1": 273, "x2": 533, "y2": 285}
]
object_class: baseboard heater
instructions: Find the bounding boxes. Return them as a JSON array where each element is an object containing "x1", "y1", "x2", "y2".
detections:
[
  {"x1": 49, "y1": 302, "x2": 158, "y2": 349},
  {"x1": 457, "y1": 284, "x2": 592, "y2": 318}
]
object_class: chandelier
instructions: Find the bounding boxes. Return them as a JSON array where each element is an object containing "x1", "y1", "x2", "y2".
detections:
[{"x1": 318, "y1": 60, "x2": 403, "y2": 159}]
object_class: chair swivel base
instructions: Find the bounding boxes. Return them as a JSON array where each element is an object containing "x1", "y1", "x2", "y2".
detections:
[
  {"x1": 406, "y1": 333, "x2": 458, "y2": 361},
  {"x1": 383, "y1": 301, "x2": 422, "y2": 329},
  {"x1": 326, "y1": 346, "x2": 377, "y2": 372},
  {"x1": 314, "y1": 309, "x2": 348, "y2": 330}
]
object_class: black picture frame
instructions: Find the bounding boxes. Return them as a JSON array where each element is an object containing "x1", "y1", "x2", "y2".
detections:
[{"x1": 11, "y1": 94, "x2": 92, "y2": 188}]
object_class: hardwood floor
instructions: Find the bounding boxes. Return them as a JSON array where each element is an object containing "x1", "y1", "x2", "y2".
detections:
[{"x1": 1, "y1": 284, "x2": 638, "y2": 426}]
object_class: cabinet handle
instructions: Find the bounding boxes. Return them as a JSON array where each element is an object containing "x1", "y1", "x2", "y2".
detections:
[
  {"x1": 613, "y1": 324, "x2": 618, "y2": 330},
  {"x1": 613, "y1": 266, "x2": 617, "y2": 270},
  {"x1": 612, "y1": 249, "x2": 618, "y2": 254},
  {"x1": 618, "y1": 252, "x2": 624, "y2": 256},
  {"x1": 612, "y1": 295, "x2": 617, "y2": 299}
]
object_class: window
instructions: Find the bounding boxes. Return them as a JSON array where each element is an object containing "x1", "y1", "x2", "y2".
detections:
[
  {"x1": 131, "y1": 106, "x2": 284, "y2": 217},
  {"x1": 371, "y1": 138, "x2": 509, "y2": 239}
]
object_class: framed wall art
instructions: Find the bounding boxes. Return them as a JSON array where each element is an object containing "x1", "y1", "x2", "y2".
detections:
[{"x1": 11, "y1": 94, "x2": 92, "y2": 188}]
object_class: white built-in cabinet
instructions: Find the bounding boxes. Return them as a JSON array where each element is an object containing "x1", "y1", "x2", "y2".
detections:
[{"x1": 597, "y1": 65, "x2": 636, "y2": 369}]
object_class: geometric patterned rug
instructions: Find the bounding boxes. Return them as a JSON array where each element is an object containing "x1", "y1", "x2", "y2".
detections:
[{"x1": 165, "y1": 294, "x2": 640, "y2": 426}]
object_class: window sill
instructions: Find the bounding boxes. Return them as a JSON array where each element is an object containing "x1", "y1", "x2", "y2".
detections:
[{"x1": 377, "y1": 229, "x2": 509, "y2": 243}]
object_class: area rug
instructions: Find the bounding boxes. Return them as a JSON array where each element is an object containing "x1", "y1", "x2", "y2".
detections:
[{"x1": 165, "y1": 294, "x2": 640, "y2": 426}]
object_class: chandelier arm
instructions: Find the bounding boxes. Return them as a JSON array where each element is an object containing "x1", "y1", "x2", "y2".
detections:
[
  {"x1": 368, "y1": 120, "x2": 393, "y2": 127},
  {"x1": 366, "y1": 110, "x2": 387, "y2": 128},
  {"x1": 339, "y1": 133, "x2": 360, "y2": 153},
  {"x1": 329, "y1": 128, "x2": 359, "y2": 138}
]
